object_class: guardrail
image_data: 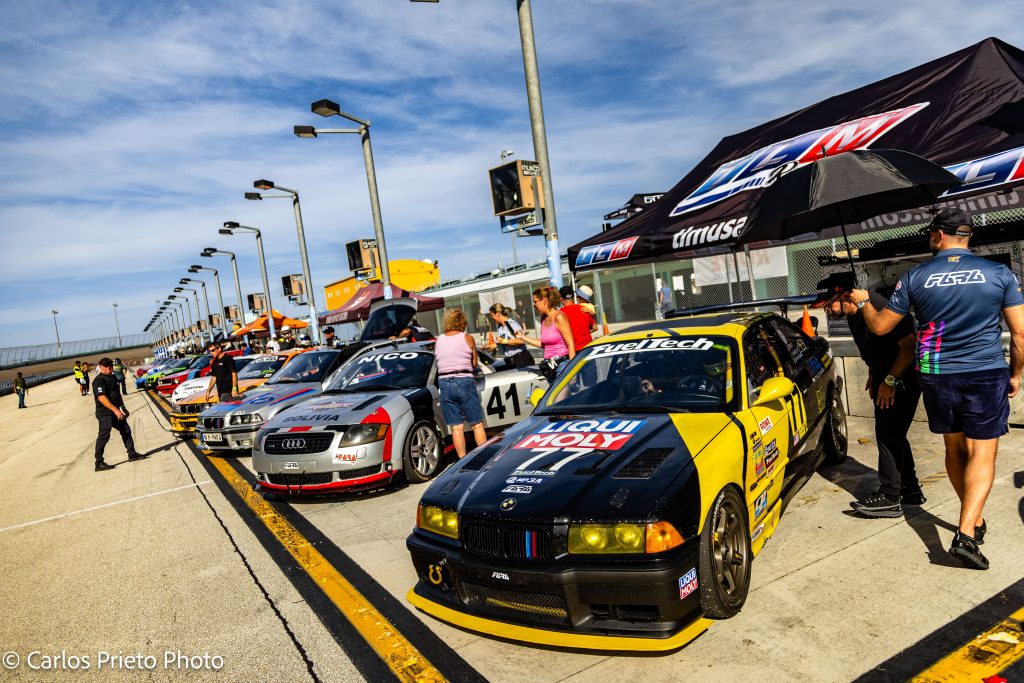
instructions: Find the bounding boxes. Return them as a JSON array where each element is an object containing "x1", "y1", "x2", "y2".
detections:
[
  {"x1": 0, "y1": 334, "x2": 152, "y2": 370},
  {"x1": 0, "y1": 370, "x2": 74, "y2": 396}
]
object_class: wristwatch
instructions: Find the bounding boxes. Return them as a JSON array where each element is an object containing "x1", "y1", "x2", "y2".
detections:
[
  {"x1": 856, "y1": 298, "x2": 867, "y2": 310},
  {"x1": 884, "y1": 374, "x2": 897, "y2": 387}
]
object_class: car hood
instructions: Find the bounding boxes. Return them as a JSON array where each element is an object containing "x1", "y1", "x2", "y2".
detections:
[
  {"x1": 199, "y1": 382, "x2": 322, "y2": 418},
  {"x1": 173, "y1": 377, "x2": 215, "y2": 404},
  {"x1": 262, "y1": 390, "x2": 402, "y2": 429},
  {"x1": 161, "y1": 369, "x2": 190, "y2": 383},
  {"x1": 428, "y1": 412, "x2": 734, "y2": 523}
]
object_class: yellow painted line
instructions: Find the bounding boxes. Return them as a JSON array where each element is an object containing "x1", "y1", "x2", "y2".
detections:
[
  {"x1": 206, "y1": 456, "x2": 446, "y2": 683},
  {"x1": 407, "y1": 589, "x2": 713, "y2": 653},
  {"x1": 911, "y1": 606, "x2": 1024, "y2": 682}
]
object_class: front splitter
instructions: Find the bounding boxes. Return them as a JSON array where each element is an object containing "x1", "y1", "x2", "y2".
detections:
[{"x1": 406, "y1": 588, "x2": 713, "y2": 652}]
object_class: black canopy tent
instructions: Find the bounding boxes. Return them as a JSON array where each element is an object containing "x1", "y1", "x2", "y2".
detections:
[{"x1": 569, "y1": 37, "x2": 1024, "y2": 272}]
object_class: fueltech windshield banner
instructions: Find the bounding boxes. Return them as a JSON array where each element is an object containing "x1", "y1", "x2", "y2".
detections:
[{"x1": 569, "y1": 38, "x2": 1024, "y2": 270}]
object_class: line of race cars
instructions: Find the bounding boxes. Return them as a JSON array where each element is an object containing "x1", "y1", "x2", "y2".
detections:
[{"x1": 143, "y1": 300, "x2": 848, "y2": 652}]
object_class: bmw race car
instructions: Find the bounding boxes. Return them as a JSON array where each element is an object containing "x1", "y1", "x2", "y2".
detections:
[
  {"x1": 144, "y1": 356, "x2": 196, "y2": 390},
  {"x1": 406, "y1": 310, "x2": 847, "y2": 651},
  {"x1": 135, "y1": 358, "x2": 178, "y2": 389},
  {"x1": 157, "y1": 349, "x2": 244, "y2": 396},
  {"x1": 251, "y1": 340, "x2": 546, "y2": 495},
  {"x1": 195, "y1": 348, "x2": 347, "y2": 451}
]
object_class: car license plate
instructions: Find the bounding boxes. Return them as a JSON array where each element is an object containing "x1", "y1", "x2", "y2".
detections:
[
  {"x1": 283, "y1": 462, "x2": 299, "y2": 470},
  {"x1": 203, "y1": 433, "x2": 223, "y2": 443}
]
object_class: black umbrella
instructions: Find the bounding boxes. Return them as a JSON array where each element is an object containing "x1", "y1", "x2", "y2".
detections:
[{"x1": 738, "y1": 149, "x2": 962, "y2": 280}]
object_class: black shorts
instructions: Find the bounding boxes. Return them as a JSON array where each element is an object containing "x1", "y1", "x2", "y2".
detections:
[{"x1": 918, "y1": 368, "x2": 1010, "y2": 440}]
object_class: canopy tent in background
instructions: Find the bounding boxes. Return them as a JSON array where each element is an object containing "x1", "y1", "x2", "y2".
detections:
[
  {"x1": 318, "y1": 282, "x2": 446, "y2": 326},
  {"x1": 230, "y1": 310, "x2": 308, "y2": 339},
  {"x1": 569, "y1": 37, "x2": 1024, "y2": 271}
]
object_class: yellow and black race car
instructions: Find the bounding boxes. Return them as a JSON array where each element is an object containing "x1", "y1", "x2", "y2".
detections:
[{"x1": 406, "y1": 307, "x2": 847, "y2": 651}]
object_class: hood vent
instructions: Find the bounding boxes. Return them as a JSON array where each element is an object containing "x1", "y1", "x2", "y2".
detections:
[
  {"x1": 352, "y1": 395, "x2": 383, "y2": 411},
  {"x1": 614, "y1": 448, "x2": 672, "y2": 479},
  {"x1": 461, "y1": 445, "x2": 501, "y2": 471}
]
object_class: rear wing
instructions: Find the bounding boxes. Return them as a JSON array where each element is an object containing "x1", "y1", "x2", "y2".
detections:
[{"x1": 666, "y1": 294, "x2": 820, "y2": 319}]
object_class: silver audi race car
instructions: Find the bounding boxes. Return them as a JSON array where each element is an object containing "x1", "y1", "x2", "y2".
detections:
[
  {"x1": 251, "y1": 341, "x2": 546, "y2": 494},
  {"x1": 195, "y1": 347, "x2": 348, "y2": 451}
]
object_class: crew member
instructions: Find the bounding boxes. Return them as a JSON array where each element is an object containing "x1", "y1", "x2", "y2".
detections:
[
  {"x1": 278, "y1": 325, "x2": 296, "y2": 350},
  {"x1": 397, "y1": 318, "x2": 433, "y2": 342},
  {"x1": 851, "y1": 208, "x2": 1024, "y2": 569},
  {"x1": 435, "y1": 308, "x2": 486, "y2": 458},
  {"x1": 112, "y1": 357, "x2": 128, "y2": 394},
  {"x1": 485, "y1": 303, "x2": 533, "y2": 368},
  {"x1": 74, "y1": 360, "x2": 86, "y2": 396},
  {"x1": 14, "y1": 372, "x2": 27, "y2": 408},
  {"x1": 322, "y1": 326, "x2": 342, "y2": 348},
  {"x1": 208, "y1": 342, "x2": 238, "y2": 402},
  {"x1": 93, "y1": 357, "x2": 145, "y2": 471},
  {"x1": 81, "y1": 361, "x2": 92, "y2": 394},
  {"x1": 517, "y1": 286, "x2": 575, "y2": 361},
  {"x1": 559, "y1": 285, "x2": 597, "y2": 352},
  {"x1": 821, "y1": 274, "x2": 923, "y2": 517}
]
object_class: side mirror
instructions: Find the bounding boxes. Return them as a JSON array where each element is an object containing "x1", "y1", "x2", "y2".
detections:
[
  {"x1": 529, "y1": 387, "x2": 546, "y2": 408},
  {"x1": 752, "y1": 376, "x2": 796, "y2": 407}
]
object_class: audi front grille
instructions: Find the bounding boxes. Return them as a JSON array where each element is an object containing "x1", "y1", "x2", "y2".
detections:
[{"x1": 263, "y1": 433, "x2": 334, "y2": 455}]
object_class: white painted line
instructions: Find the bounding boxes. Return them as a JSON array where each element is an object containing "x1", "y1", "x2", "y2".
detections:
[{"x1": 0, "y1": 481, "x2": 213, "y2": 533}]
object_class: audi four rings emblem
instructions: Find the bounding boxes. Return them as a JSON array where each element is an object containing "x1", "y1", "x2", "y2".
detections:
[{"x1": 281, "y1": 438, "x2": 306, "y2": 449}]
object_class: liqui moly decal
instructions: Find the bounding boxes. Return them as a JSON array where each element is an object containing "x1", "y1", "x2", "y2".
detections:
[
  {"x1": 941, "y1": 145, "x2": 1024, "y2": 196},
  {"x1": 512, "y1": 419, "x2": 647, "y2": 469},
  {"x1": 670, "y1": 103, "x2": 929, "y2": 217},
  {"x1": 574, "y1": 236, "x2": 638, "y2": 268}
]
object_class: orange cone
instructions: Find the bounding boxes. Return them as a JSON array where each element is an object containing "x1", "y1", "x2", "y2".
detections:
[
  {"x1": 602, "y1": 312, "x2": 610, "y2": 336},
  {"x1": 801, "y1": 306, "x2": 815, "y2": 337},
  {"x1": 487, "y1": 331, "x2": 495, "y2": 346}
]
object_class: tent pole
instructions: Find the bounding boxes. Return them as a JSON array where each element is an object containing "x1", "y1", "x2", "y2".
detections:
[
  {"x1": 744, "y1": 245, "x2": 756, "y2": 299},
  {"x1": 732, "y1": 251, "x2": 744, "y2": 301},
  {"x1": 840, "y1": 223, "x2": 858, "y2": 286}
]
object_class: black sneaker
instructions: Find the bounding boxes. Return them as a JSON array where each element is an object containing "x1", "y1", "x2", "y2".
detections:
[
  {"x1": 95, "y1": 462, "x2": 115, "y2": 472},
  {"x1": 901, "y1": 489, "x2": 927, "y2": 505},
  {"x1": 851, "y1": 492, "x2": 903, "y2": 518},
  {"x1": 949, "y1": 530, "x2": 989, "y2": 569},
  {"x1": 127, "y1": 453, "x2": 149, "y2": 462},
  {"x1": 974, "y1": 520, "x2": 987, "y2": 545}
]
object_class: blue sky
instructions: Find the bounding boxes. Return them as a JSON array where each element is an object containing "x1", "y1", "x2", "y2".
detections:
[{"x1": 2, "y1": 0, "x2": 1021, "y2": 347}]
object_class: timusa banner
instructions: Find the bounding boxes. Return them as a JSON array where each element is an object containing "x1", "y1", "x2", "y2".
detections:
[{"x1": 570, "y1": 38, "x2": 1024, "y2": 271}]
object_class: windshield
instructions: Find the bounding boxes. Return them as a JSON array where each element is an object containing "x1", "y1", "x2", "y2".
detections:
[
  {"x1": 189, "y1": 354, "x2": 212, "y2": 370},
  {"x1": 325, "y1": 350, "x2": 433, "y2": 392},
  {"x1": 537, "y1": 335, "x2": 738, "y2": 414},
  {"x1": 238, "y1": 356, "x2": 286, "y2": 380},
  {"x1": 267, "y1": 351, "x2": 337, "y2": 384},
  {"x1": 233, "y1": 357, "x2": 254, "y2": 373},
  {"x1": 360, "y1": 304, "x2": 417, "y2": 341}
]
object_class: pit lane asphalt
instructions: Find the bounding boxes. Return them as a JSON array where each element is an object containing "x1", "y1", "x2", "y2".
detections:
[{"x1": 2, "y1": 379, "x2": 1023, "y2": 681}]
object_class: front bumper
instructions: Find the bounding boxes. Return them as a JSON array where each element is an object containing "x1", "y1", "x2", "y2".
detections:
[
  {"x1": 406, "y1": 530, "x2": 708, "y2": 649},
  {"x1": 195, "y1": 427, "x2": 258, "y2": 450},
  {"x1": 253, "y1": 440, "x2": 395, "y2": 494}
]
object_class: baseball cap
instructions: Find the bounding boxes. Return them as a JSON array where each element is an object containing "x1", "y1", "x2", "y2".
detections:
[
  {"x1": 558, "y1": 285, "x2": 575, "y2": 300},
  {"x1": 576, "y1": 285, "x2": 594, "y2": 302},
  {"x1": 282, "y1": 325, "x2": 291, "y2": 331},
  {"x1": 98, "y1": 357, "x2": 114, "y2": 368},
  {"x1": 323, "y1": 326, "x2": 335, "y2": 334},
  {"x1": 813, "y1": 272, "x2": 855, "y2": 308},
  {"x1": 921, "y1": 207, "x2": 972, "y2": 236}
]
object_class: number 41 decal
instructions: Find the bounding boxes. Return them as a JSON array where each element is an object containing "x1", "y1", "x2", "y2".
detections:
[{"x1": 486, "y1": 384, "x2": 521, "y2": 421}]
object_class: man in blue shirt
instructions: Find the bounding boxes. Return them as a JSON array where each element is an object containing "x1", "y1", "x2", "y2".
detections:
[{"x1": 852, "y1": 208, "x2": 1024, "y2": 570}]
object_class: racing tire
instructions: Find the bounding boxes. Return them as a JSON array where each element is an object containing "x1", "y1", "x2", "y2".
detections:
[
  {"x1": 821, "y1": 389, "x2": 848, "y2": 466},
  {"x1": 403, "y1": 420, "x2": 442, "y2": 484},
  {"x1": 698, "y1": 486, "x2": 752, "y2": 619}
]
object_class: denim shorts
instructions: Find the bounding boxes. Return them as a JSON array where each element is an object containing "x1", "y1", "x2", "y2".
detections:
[
  {"x1": 918, "y1": 368, "x2": 1010, "y2": 440},
  {"x1": 439, "y1": 376, "x2": 483, "y2": 427}
]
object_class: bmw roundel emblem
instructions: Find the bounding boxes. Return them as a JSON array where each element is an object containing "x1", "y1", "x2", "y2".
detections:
[{"x1": 500, "y1": 498, "x2": 516, "y2": 511}]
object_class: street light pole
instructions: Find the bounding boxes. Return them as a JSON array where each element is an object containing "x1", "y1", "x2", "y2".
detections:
[
  {"x1": 221, "y1": 223, "x2": 276, "y2": 340},
  {"x1": 247, "y1": 180, "x2": 321, "y2": 342},
  {"x1": 297, "y1": 100, "x2": 393, "y2": 299},
  {"x1": 112, "y1": 303, "x2": 122, "y2": 346},
  {"x1": 190, "y1": 266, "x2": 225, "y2": 340},
  {"x1": 181, "y1": 278, "x2": 213, "y2": 343},
  {"x1": 51, "y1": 309, "x2": 62, "y2": 354},
  {"x1": 202, "y1": 248, "x2": 246, "y2": 339},
  {"x1": 171, "y1": 295, "x2": 194, "y2": 346}
]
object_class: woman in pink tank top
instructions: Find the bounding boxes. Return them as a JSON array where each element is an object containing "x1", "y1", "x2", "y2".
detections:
[
  {"x1": 517, "y1": 286, "x2": 575, "y2": 360},
  {"x1": 435, "y1": 309, "x2": 486, "y2": 458}
]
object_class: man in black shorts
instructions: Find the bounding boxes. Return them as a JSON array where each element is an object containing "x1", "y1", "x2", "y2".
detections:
[
  {"x1": 93, "y1": 357, "x2": 145, "y2": 471},
  {"x1": 851, "y1": 208, "x2": 1024, "y2": 569},
  {"x1": 208, "y1": 342, "x2": 238, "y2": 402}
]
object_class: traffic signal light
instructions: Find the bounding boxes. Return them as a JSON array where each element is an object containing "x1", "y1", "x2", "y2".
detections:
[{"x1": 488, "y1": 160, "x2": 544, "y2": 217}]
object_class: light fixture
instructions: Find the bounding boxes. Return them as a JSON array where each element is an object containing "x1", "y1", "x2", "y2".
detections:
[
  {"x1": 253, "y1": 179, "x2": 274, "y2": 190},
  {"x1": 244, "y1": 192, "x2": 262, "y2": 200},
  {"x1": 311, "y1": 99, "x2": 341, "y2": 117},
  {"x1": 293, "y1": 125, "x2": 317, "y2": 138}
]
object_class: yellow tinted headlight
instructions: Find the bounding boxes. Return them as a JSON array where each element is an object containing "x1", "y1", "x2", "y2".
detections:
[
  {"x1": 568, "y1": 523, "x2": 645, "y2": 554},
  {"x1": 417, "y1": 504, "x2": 459, "y2": 539}
]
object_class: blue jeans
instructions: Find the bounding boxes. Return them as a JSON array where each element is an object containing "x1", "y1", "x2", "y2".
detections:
[
  {"x1": 439, "y1": 376, "x2": 483, "y2": 427},
  {"x1": 16, "y1": 389, "x2": 26, "y2": 408}
]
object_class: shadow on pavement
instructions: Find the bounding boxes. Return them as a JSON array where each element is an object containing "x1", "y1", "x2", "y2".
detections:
[{"x1": 817, "y1": 455, "x2": 878, "y2": 501}]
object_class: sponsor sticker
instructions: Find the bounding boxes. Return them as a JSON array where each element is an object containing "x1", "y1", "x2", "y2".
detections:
[
  {"x1": 309, "y1": 401, "x2": 355, "y2": 411},
  {"x1": 513, "y1": 419, "x2": 646, "y2": 453},
  {"x1": 502, "y1": 485, "x2": 533, "y2": 494},
  {"x1": 765, "y1": 439, "x2": 779, "y2": 474},
  {"x1": 754, "y1": 490, "x2": 768, "y2": 519},
  {"x1": 335, "y1": 453, "x2": 357, "y2": 463},
  {"x1": 808, "y1": 356, "x2": 823, "y2": 377},
  {"x1": 283, "y1": 414, "x2": 340, "y2": 422},
  {"x1": 510, "y1": 469, "x2": 557, "y2": 477},
  {"x1": 575, "y1": 236, "x2": 638, "y2": 268},
  {"x1": 678, "y1": 568, "x2": 699, "y2": 599},
  {"x1": 588, "y1": 337, "x2": 713, "y2": 358},
  {"x1": 758, "y1": 415, "x2": 773, "y2": 435},
  {"x1": 248, "y1": 394, "x2": 276, "y2": 405},
  {"x1": 358, "y1": 352, "x2": 421, "y2": 363},
  {"x1": 751, "y1": 523, "x2": 765, "y2": 542},
  {"x1": 754, "y1": 448, "x2": 766, "y2": 479},
  {"x1": 506, "y1": 477, "x2": 545, "y2": 485}
]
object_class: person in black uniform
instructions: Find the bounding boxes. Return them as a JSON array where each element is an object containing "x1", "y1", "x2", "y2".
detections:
[
  {"x1": 821, "y1": 274, "x2": 923, "y2": 518},
  {"x1": 322, "y1": 326, "x2": 343, "y2": 348},
  {"x1": 93, "y1": 357, "x2": 145, "y2": 471},
  {"x1": 208, "y1": 342, "x2": 238, "y2": 401}
]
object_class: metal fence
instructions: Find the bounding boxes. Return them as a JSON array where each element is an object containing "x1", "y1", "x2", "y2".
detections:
[
  {"x1": 0, "y1": 333, "x2": 153, "y2": 369},
  {"x1": 0, "y1": 369, "x2": 74, "y2": 395}
]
